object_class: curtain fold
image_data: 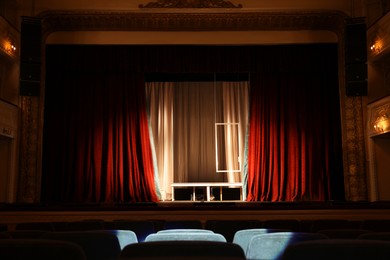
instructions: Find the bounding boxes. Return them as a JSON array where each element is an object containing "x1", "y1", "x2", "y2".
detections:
[
  {"x1": 220, "y1": 82, "x2": 249, "y2": 183},
  {"x1": 246, "y1": 71, "x2": 343, "y2": 201},
  {"x1": 146, "y1": 82, "x2": 174, "y2": 201},
  {"x1": 43, "y1": 44, "x2": 343, "y2": 204},
  {"x1": 146, "y1": 81, "x2": 249, "y2": 200},
  {"x1": 43, "y1": 61, "x2": 159, "y2": 203}
]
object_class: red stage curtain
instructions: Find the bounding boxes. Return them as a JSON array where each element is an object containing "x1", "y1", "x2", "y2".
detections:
[
  {"x1": 246, "y1": 69, "x2": 343, "y2": 201},
  {"x1": 43, "y1": 48, "x2": 159, "y2": 202}
]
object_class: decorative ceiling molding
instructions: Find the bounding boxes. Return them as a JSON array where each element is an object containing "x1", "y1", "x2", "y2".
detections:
[
  {"x1": 139, "y1": 0, "x2": 242, "y2": 8},
  {"x1": 40, "y1": 10, "x2": 347, "y2": 37}
]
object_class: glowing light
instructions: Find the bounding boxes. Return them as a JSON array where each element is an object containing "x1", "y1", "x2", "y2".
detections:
[
  {"x1": 2, "y1": 38, "x2": 17, "y2": 55},
  {"x1": 370, "y1": 39, "x2": 383, "y2": 54},
  {"x1": 373, "y1": 113, "x2": 389, "y2": 133}
]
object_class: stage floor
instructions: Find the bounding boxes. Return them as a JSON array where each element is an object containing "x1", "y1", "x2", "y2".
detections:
[{"x1": 1, "y1": 201, "x2": 390, "y2": 230}]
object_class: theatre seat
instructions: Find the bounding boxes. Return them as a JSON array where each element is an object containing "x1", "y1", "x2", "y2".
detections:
[
  {"x1": 0, "y1": 232, "x2": 11, "y2": 239},
  {"x1": 309, "y1": 219, "x2": 359, "y2": 232},
  {"x1": 119, "y1": 240, "x2": 246, "y2": 260},
  {"x1": 15, "y1": 222, "x2": 55, "y2": 231},
  {"x1": 246, "y1": 232, "x2": 328, "y2": 260},
  {"x1": 357, "y1": 232, "x2": 390, "y2": 241},
  {"x1": 360, "y1": 219, "x2": 390, "y2": 232},
  {"x1": 317, "y1": 228, "x2": 371, "y2": 239},
  {"x1": 84, "y1": 230, "x2": 138, "y2": 250},
  {"x1": 5, "y1": 230, "x2": 48, "y2": 239},
  {"x1": 42, "y1": 230, "x2": 121, "y2": 260},
  {"x1": 64, "y1": 221, "x2": 105, "y2": 231},
  {"x1": 162, "y1": 220, "x2": 203, "y2": 230},
  {"x1": 113, "y1": 220, "x2": 157, "y2": 242},
  {"x1": 0, "y1": 224, "x2": 7, "y2": 232},
  {"x1": 144, "y1": 232, "x2": 227, "y2": 242},
  {"x1": 233, "y1": 228, "x2": 290, "y2": 253},
  {"x1": 0, "y1": 239, "x2": 87, "y2": 260},
  {"x1": 261, "y1": 219, "x2": 300, "y2": 232},
  {"x1": 282, "y1": 239, "x2": 390, "y2": 260},
  {"x1": 157, "y1": 228, "x2": 214, "y2": 233},
  {"x1": 205, "y1": 220, "x2": 262, "y2": 242}
]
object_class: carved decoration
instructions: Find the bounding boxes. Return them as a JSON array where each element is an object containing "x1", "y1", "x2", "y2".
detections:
[
  {"x1": 19, "y1": 96, "x2": 41, "y2": 203},
  {"x1": 139, "y1": 0, "x2": 242, "y2": 8},
  {"x1": 384, "y1": 55, "x2": 390, "y2": 89},
  {"x1": 343, "y1": 97, "x2": 368, "y2": 201},
  {"x1": 40, "y1": 11, "x2": 346, "y2": 36},
  {"x1": 366, "y1": 95, "x2": 390, "y2": 201}
]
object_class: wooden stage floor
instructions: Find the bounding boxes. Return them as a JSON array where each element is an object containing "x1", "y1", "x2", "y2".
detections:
[{"x1": 1, "y1": 201, "x2": 390, "y2": 231}]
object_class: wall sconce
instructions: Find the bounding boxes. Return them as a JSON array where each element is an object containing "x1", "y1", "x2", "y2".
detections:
[
  {"x1": 373, "y1": 113, "x2": 389, "y2": 133},
  {"x1": 3, "y1": 38, "x2": 17, "y2": 55},
  {"x1": 370, "y1": 39, "x2": 383, "y2": 54}
]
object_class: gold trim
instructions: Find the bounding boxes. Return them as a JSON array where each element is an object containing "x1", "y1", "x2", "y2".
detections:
[
  {"x1": 39, "y1": 11, "x2": 346, "y2": 36},
  {"x1": 139, "y1": 0, "x2": 242, "y2": 8}
]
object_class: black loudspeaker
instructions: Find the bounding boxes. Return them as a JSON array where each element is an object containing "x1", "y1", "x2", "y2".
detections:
[
  {"x1": 20, "y1": 16, "x2": 42, "y2": 63},
  {"x1": 20, "y1": 80, "x2": 41, "y2": 96},
  {"x1": 345, "y1": 19, "x2": 367, "y2": 64},
  {"x1": 345, "y1": 63, "x2": 367, "y2": 82},
  {"x1": 344, "y1": 17, "x2": 368, "y2": 96},
  {"x1": 20, "y1": 16, "x2": 42, "y2": 96},
  {"x1": 20, "y1": 63, "x2": 41, "y2": 81},
  {"x1": 346, "y1": 81, "x2": 368, "y2": 96}
]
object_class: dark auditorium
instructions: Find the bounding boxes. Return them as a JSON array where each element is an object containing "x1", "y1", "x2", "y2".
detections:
[{"x1": 0, "y1": 0, "x2": 390, "y2": 259}]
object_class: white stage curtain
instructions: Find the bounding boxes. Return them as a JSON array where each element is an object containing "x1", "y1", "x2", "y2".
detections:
[
  {"x1": 146, "y1": 81, "x2": 249, "y2": 201},
  {"x1": 218, "y1": 82, "x2": 249, "y2": 183}
]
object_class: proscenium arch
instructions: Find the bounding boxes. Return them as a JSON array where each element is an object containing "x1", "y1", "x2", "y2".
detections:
[{"x1": 17, "y1": 9, "x2": 368, "y2": 202}]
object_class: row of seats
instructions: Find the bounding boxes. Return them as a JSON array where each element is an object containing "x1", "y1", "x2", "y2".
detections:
[
  {"x1": 5, "y1": 218, "x2": 390, "y2": 242},
  {"x1": 232, "y1": 229, "x2": 390, "y2": 259},
  {"x1": 2, "y1": 227, "x2": 390, "y2": 259}
]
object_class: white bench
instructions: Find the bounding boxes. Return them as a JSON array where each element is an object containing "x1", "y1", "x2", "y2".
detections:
[{"x1": 171, "y1": 182, "x2": 243, "y2": 201}]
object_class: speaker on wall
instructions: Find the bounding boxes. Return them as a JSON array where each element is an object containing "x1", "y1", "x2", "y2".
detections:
[
  {"x1": 345, "y1": 63, "x2": 367, "y2": 82},
  {"x1": 344, "y1": 17, "x2": 367, "y2": 64},
  {"x1": 345, "y1": 63, "x2": 368, "y2": 96},
  {"x1": 20, "y1": 16, "x2": 42, "y2": 96},
  {"x1": 20, "y1": 80, "x2": 40, "y2": 96},
  {"x1": 346, "y1": 81, "x2": 368, "y2": 96},
  {"x1": 20, "y1": 16, "x2": 42, "y2": 63},
  {"x1": 344, "y1": 17, "x2": 368, "y2": 97}
]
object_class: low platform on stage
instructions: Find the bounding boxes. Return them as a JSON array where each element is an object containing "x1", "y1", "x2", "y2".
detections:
[{"x1": 171, "y1": 182, "x2": 243, "y2": 202}]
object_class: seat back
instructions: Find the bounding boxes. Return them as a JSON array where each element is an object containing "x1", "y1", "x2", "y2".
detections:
[
  {"x1": 360, "y1": 219, "x2": 390, "y2": 232},
  {"x1": 357, "y1": 232, "x2": 390, "y2": 241},
  {"x1": 64, "y1": 221, "x2": 105, "y2": 231},
  {"x1": 85, "y1": 230, "x2": 138, "y2": 250},
  {"x1": 120, "y1": 240, "x2": 245, "y2": 259},
  {"x1": 282, "y1": 239, "x2": 390, "y2": 260},
  {"x1": 309, "y1": 219, "x2": 358, "y2": 232},
  {"x1": 205, "y1": 220, "x2": 262, "y2": 242},
  {"x1": 0, "y1": 239, "x2": 86, "y2": 260},
  {"x1": 42, "y1": 231, "x2": 121, "y2": 260},
  {"x1": 317, "y1": 228, "x2": 371, "y2": 239},
  {"x1": 246, "y1": 232, "x2": 328, "y2": 260},
  {"x1": 6, "y1": 230, "x2": 48, "y2": 239},
  {"x1": 233, "y1": 228, "x2": 289, "y2": 253},
  {"x1": 15, "y1": 222, "x2": 55, "y2": 231},
  {"x1": 158, "y1": 228, "x2": 214, "y2": 234},
  {"x1": 261, "y1": 219, "x2": 300, "y2": 231},
  {"x1": 145, "y1": 232, "x2": 227, "y2": 242},
  {"x1": 113, "y1": 220, "x2": 156, "y2": 242},
  {"x1": 0, "y1": 232, "x2": 11, "y2": 239},
  {"x1": 162, "y1": 220, "x2": 203, "y2": 230}
]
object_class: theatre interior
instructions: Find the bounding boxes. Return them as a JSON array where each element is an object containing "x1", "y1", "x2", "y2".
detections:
[{"x1": 1, "y1": 0, "x2": 390, "y2": 259}]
